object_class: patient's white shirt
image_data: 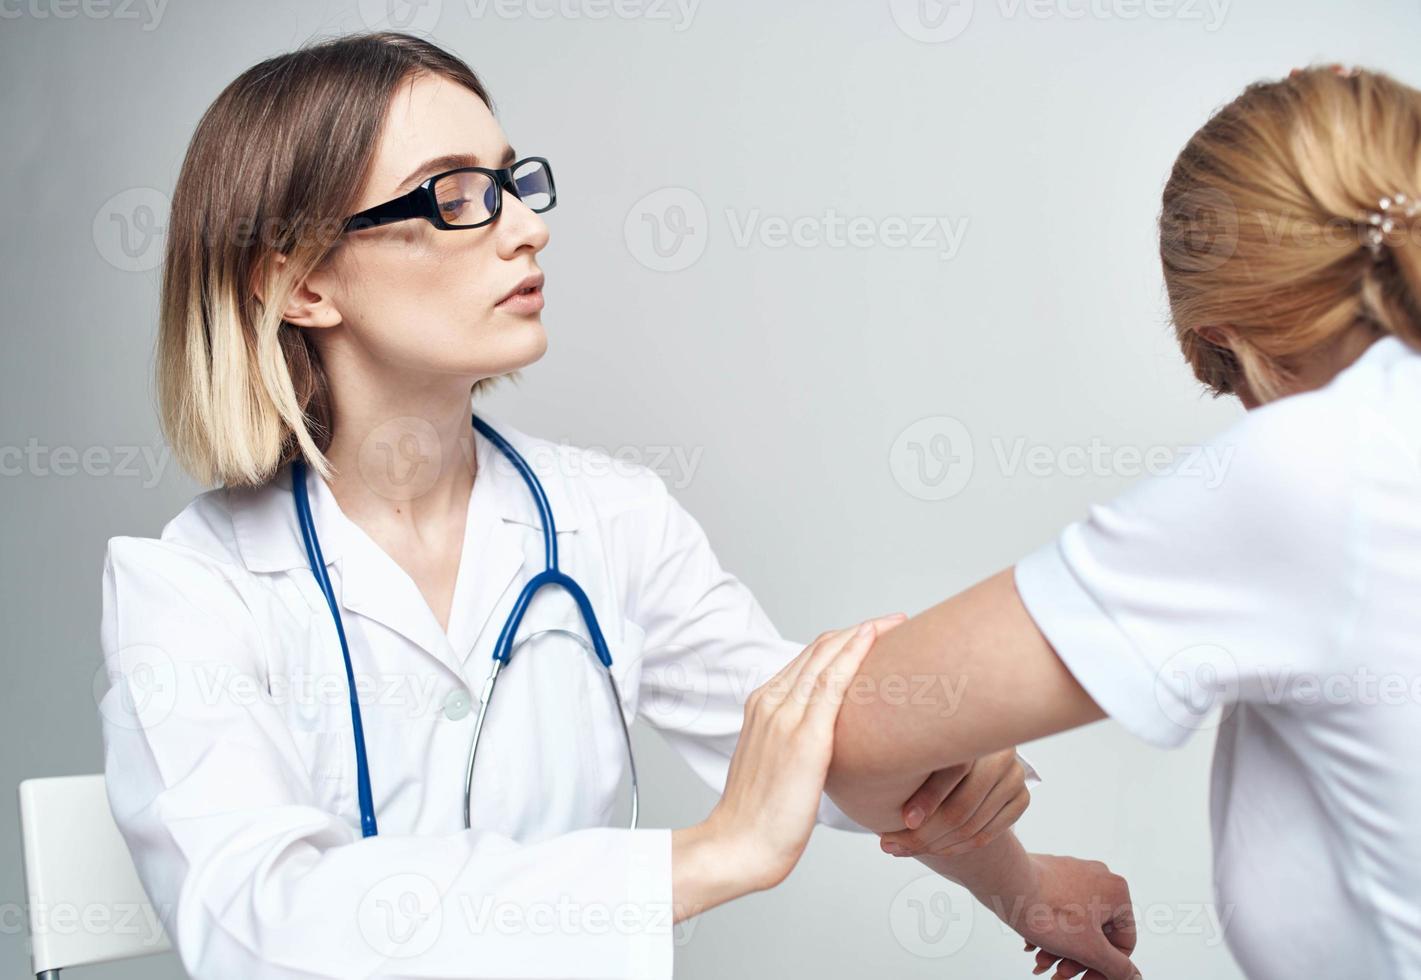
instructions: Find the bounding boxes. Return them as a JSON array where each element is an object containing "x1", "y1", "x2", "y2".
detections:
[{"x1": 1014, "y1": 333, "x2": 1421, "y2": 979}]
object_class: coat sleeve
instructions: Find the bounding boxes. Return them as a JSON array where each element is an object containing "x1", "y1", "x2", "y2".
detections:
[
  {"x1": 606, "y1": 469, "x2": 865, "y2": 831},
  {"x1": 618, "y1": 471, "x2": 1042, "y2": 833},
  {"x1": 99, "y1": 536, "x2": 674, "y2": 980}
]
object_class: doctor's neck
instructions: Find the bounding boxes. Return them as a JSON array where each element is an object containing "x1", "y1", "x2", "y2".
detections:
[{"x1": 316, "y1": 374, "x2": 480, "y2": 529}]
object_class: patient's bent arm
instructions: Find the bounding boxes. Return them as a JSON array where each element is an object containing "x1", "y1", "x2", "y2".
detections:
[{"x1": 824, "y1": 567, "x2": 1104, "y2": 827}]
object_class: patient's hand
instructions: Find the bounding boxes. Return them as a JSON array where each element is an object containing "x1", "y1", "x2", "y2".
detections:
[
  {"x1": 877, "y1": 748, "x2": 1031, "y2": 858},
  {"x1": 1004, "y1": 854, "x2": 1139, "y2": 980}
]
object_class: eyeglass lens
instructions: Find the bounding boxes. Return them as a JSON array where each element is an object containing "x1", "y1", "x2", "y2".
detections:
[{"x1": 432, "y1": 159, "x2": 553, "y2": 226}]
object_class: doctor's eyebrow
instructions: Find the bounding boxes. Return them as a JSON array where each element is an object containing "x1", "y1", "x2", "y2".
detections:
[{"x1": 392, "y1": 146, "x2": 518, "y2": 195}]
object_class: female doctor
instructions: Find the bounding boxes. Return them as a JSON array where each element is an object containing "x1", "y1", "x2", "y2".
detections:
[{"x1": 95, "y1": 31, "x2": 1086, "y2": 979}]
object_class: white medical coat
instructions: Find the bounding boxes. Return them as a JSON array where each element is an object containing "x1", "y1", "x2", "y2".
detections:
[{"x1": 97, "y1": 414, "x2": 1028, "y2": 979}]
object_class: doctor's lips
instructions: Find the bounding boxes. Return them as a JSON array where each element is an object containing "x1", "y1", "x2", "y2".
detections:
[{"x1": 494, "y1": 271, "x2": 545, "y2": 314}]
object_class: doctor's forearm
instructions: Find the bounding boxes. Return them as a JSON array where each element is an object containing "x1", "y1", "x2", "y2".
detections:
[
  {"x1": 670, "y1": 823, "x2": 763, "y2": 923},
  {"x1": 824, "y1": 568, "x2": 1103, "y2": 811}
]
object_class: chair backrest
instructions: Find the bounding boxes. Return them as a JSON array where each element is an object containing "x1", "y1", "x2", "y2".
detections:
[{"x1": 17, "y1": 774, "x2": 172, "y2": 975}]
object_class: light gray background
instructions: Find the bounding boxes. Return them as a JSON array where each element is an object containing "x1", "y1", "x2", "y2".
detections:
[{"x1": 4, "y1": 0, "x2": 1417, "y2": 976}]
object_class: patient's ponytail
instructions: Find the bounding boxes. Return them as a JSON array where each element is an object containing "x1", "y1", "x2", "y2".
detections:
[{"x1": 1159, "y1": 66, "x2": 1421, "y2": 402}]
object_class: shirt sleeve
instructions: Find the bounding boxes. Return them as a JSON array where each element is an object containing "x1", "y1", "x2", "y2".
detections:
[
  {"x1": 613, "y1": 469, "x2": 866, "y2": 831},
  {"x1": 99, "y1": 536, "x2": 675, "y2": 980},
  {"x1": 618, "y1": 470, "x2": 1039, "y2": 835},
  {"x1": 1013, "y1": 391, "x2": 1359, "y2": 749}
]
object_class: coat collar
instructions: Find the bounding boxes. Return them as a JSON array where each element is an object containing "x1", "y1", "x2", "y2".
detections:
[
  {"x1": 228, "y1": 413, "x2": 583, "y2": 679},
  {"x1": 229, "y1": 413, "x2": 582, "y2": 574}
]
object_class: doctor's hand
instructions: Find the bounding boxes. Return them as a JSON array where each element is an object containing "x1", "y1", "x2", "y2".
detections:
[
  {"x1": 876, "y1": 748, "x2": 1032, "y2": 859},
  {"x1": 672, "y1": 613, "x2": 908, "y2": 920}
]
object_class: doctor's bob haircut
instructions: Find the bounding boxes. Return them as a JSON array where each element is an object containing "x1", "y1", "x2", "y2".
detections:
[
  {"x1": 1160, "y1": 65, "x2": 1421, "y2": 403},
  {"x1": 156, "y1": 32, "x2": 495, "y2": 489}
]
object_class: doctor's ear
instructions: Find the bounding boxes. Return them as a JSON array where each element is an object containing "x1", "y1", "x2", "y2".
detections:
[{"x1": 251, "y1": 251, "x2": 343, "y2": 330}]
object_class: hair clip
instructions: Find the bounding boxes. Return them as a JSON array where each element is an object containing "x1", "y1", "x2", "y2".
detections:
[
  {"x1": 1364, "y1": 193, "x2": 1420, "y2": 259},
  {"x1": 1290, "y1": 64, "x2": 1361, "y2": 80}
]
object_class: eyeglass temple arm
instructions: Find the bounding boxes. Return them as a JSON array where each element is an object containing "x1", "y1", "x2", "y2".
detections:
[{"x1": 343, "y1": 188, "x2": 427, "y2": 232}]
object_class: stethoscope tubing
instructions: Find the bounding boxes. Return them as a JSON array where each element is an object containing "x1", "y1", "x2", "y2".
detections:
[{"x1": 291, "y1": 412, "x2": 639, "y2": 839}]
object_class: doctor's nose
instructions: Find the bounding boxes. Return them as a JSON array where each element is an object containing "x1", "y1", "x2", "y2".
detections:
[{"x1": 495, "y1": 191, "x2": 550, "y2": 259}]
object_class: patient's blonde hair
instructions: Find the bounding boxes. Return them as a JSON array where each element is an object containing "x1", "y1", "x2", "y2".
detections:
[
  {"x1": 157, "y1": 32, "x2": 496, "y2": 488},
  {"x1": 1160, "y1": 65, "x2": 1421, "y2": 401}
]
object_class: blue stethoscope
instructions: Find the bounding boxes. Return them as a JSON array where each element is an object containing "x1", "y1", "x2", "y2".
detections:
[{"x1": 290, "y1": 412, "x2": 639, "y2": 838}]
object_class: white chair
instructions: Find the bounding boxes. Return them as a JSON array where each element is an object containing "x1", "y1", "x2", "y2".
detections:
[{"x1": 17, "y1": 774, "x2": 173, "y2": 978}]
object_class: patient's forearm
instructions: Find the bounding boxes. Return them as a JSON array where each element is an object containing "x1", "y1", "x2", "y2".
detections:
[
  {"x1": 918, "y1": 830, "x2": 1037, "y2": 905},
  {"x1": 825, "y1": 568, "x2": 1102, "y2": 811}
]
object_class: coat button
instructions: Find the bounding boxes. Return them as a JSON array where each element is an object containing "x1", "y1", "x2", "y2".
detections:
[{"x1": 443, "y1": 688, "x2": 472, "y2": 721}]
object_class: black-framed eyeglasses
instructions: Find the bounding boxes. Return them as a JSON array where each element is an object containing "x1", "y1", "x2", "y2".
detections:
[{"x1": 343, "y1": 156, "x2": 556, "y2": 233}]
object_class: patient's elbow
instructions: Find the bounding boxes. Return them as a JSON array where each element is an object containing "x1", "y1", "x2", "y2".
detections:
[{"x1": 824, "y1": 712, "x2": 931, "y2": 834}]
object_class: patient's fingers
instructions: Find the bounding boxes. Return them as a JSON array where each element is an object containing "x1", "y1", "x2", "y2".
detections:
[
  {"x1": 1106, "y1": 898, "x2": 1138, "y2": 959},
  {"x1": 929, "y1": 784, "x2": 1030, "y2": 857},
  {"x1": 900, "y1": 763, "x2": 969, "y2": 830},
  {"x1": 1032, "y1": 952, "x2": 1094, "y2": 980},
  {"x1": 880, "y1": 749, "x2": 1028, "y2": 855},
  {"x1": 1024, "y1": 942, "x2": 1096, "y2": 980},
  {"x1": 937, "y1": 784, "x2": 1028, "y2": 852}
]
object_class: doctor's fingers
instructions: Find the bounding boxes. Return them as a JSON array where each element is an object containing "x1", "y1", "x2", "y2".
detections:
[
  {"x1": 798, "y1": 619, "x2": 889, "y2": 732},
  {"x1": 756, "y1": 614, "x2": 906, "y2": 713},
  {"x1": 789, "y1": 613, "x2": 907, "y2": 694},
  {"x1": 752, "y1": 627, "x2": 854, "y2": 715},
  {"x1": 752, "y1": 624, "x2": 863, "y2": 726}
]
